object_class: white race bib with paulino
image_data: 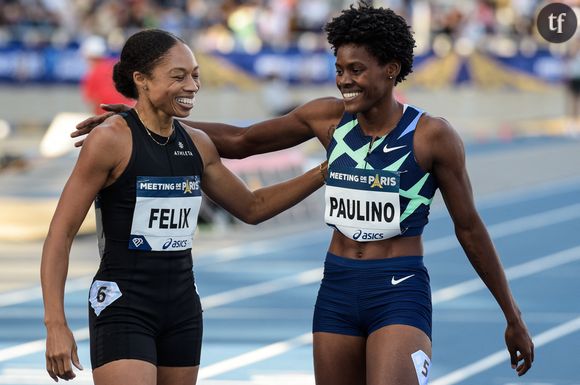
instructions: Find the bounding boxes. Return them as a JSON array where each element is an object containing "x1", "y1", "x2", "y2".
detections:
[
  {"x1": 324, "y1": 166, "x2": 401, "y2": 242},
  {"x1": 129, "y1": 176, "x2": 202, "y2": 251}
]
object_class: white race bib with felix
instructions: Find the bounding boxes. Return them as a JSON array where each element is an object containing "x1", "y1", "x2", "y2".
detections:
[
  {"x1": 324, "y1": 166, "x2": 401, "y2": 242},
  {"x1": 129, "y1": 176, "x2": 201, "y2": 251}
]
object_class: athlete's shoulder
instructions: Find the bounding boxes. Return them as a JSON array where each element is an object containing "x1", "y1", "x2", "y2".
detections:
[
  {"x1": 417, "y1": 112, "x2": 459, "y2": 143},
  {"x1": 89, "y1": 114, "x2": 129, "y2": 137},
  {"x1": 85, "y1": 113, "x2": 130, "y2": 146},
  {"x1": 309, "y1": 96, "x2": 344, "y2": 109},
  {"x1": 179, "y1": 124, "x2": 217, "y2": 160},
  {"x1": 296, "y1": 97, "x2": 344, "y2": 118},
  {"x1": 291, "y1": 97, "x2": 345, "y2": 142},
  {"x1": 103, "y1": 113, "x2": 129, "y2": 130},
  {"x1": 413, "y1": 111, "x2": 463, "y2": 170},
  {"x1": 180, "y1": 123, "x2": 210, "y2": 143}
]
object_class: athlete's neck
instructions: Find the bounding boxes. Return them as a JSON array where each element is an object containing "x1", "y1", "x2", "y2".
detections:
[
  {"x1": 134, "y1": 107, "x2": 174, "y2": 136},
  {"x1": 357, "y1": 99, "x2": 403, "y2": 137}
]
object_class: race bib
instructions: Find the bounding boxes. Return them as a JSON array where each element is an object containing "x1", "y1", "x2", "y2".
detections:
[
  {"x1": 89, "y1": 280, "x2": 122, "y2": 317},
  {"x1": 129, "y1": 176, "x2": 202, "y2": 251},
  {"x1": 324, "y1": 166, "x2": 401, "y2": 242}
]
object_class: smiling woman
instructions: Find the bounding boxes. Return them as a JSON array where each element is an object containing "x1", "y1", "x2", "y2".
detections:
[
  {"x1": 40, "y1": 28, "x2": 326, "y2": 385},
  {"x1": 175, "y1": 3, "x2": 535, "y2": 384},
  {"x1": 72, "y1": 3, "x2": 535, "y2": 384}
]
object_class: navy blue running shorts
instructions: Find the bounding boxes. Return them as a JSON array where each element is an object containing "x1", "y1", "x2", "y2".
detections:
[
  {"x1": 313, "y1": 252, "x2": 432, "y2": 339},
  {"x1": 88, "y1": 251, "x2": 203, "y2": 369}
]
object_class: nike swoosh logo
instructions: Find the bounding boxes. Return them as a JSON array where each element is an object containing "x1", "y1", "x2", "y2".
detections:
[
  {"x1": 383, "y1": 144, "x2": 406, "y2": 153},
  {"x1": 391, "y1": 274, "x2": 415, "y2": 285}
]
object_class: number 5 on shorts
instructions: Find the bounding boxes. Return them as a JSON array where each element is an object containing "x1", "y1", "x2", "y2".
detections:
[{"x1": 412, "y1": 350, "x2": 431, "y2": 385}]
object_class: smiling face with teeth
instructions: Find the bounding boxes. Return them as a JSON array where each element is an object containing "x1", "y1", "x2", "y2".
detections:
[
  {"x1": 335, "y1": 43, "x2": 397, "y2": 116},
  {"x1": 137, "y1": 42, "x2": 200, "y2": 120}
]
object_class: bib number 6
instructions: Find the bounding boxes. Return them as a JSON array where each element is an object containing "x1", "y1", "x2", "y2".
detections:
[{"x1": 96, "y1": 286, "x2": 107, "y2": 303}]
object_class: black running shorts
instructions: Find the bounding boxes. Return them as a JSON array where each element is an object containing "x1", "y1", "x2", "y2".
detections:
[{"x1": 88, "y1": 250, "x2": 203, "y2": 369}]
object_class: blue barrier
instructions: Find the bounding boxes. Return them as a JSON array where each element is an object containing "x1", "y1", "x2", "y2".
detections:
[{"x1": 0, "y1": 43, "x2": 565, "y2": 86}]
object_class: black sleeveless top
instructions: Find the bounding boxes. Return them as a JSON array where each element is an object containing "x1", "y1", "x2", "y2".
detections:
[{"x1": 95, "y1": 109, "x2": 204, "y2": 257}]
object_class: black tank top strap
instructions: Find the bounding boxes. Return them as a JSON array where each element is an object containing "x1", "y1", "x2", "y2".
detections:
[
  {"x1": 172, "y1": 120, "x2": 205, "y2": 175},
  {"x1": 96, "y1": 108, "x2": 205, "y2": 252}
]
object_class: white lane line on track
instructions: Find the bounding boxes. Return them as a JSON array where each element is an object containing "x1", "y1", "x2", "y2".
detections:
[
  {"x1": 194, "y1": 246, "x2": 580, "y2": 380},
  {"x1": 0, "y1": 276, "x2": 90, "y2": 307},
  {"x1": 426, "y1": 203, "x2": 580, "y2": 254},
  {"x1": 474, "y1": 175, "x2": 580, "y2": 211},
  {"x1": 198, "y1": 333, "x2": 312, "y2": 380},
  {"x1": 428, "y1": 175, "x2": 580, "y2": 221},
  {"x1": 0, "y1": 329, "x2": 89, "y2": 363},
  {"x1": 432, "y1": 244, "x2": 580, "y2": 303},
  {"x1": 4, "y1": 317, "x2": 580, "y2": 385},
  {"x1": 198, "y1": 314, "x2": 580, "y2": 383},
  {"x1": 202, "y1": 268, "x2": 322, "y2": 308},
  {"x1": 3, "y1": 201, "x2": 580, "y2": 309},
  {"x1": 430, "y1": 316, "x2": 580, "y2": 385},
  {"x1": 1, "y1": 212, "x2": 580, "y2": 365},
  {"x1": 0, "y1": 269, "x2": 326, "y2": 363}
]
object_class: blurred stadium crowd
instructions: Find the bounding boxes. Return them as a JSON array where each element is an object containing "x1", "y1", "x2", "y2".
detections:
[
  {"x1": 0, "y1": 0, "x2": 577, "y2": 233},
  {"x1": 0, "y1": 0, "x2": 574, "y2": 57}
]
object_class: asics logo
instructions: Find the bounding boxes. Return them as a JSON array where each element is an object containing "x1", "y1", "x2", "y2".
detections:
[
  {"x1": 383, "y1": 144, "x2": 406, "y2": 153},
  {"x1": 353, "y1": 229, "x2": 384, "y2": 241},
  {"x1": 162, "y1": 238, "x2": 173, "y2": 249},
  {"x1": 391, "y1": 274, "x2": 415, "y2": 285},
  {"x1": 163, "y1": 238, "x2": 189, "y2": 249}
]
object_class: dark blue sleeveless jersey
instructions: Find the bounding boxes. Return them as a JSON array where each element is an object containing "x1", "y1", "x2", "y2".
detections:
[{"x1": 326, "y1": 105, "x2": 438, "y2": 237}]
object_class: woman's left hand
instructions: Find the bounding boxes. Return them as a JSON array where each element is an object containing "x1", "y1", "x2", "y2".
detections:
[{"x1": 505, "y1": 320, "x2": 534, "y2": 376}]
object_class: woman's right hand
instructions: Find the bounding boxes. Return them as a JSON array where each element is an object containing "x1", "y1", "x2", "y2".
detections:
[
  {"x1": 45, "y1": 323, "x2": 83, "y2": 381},
  {"x1": 72, "y1": 103, "x2": 131, "y2": 147}
]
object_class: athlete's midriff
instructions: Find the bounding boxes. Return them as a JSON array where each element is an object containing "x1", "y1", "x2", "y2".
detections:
[{"x1": 328, "y1": 232, "x2": 423, "y2": 259}]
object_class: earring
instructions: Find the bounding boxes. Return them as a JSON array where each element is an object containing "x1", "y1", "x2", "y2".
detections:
[
  {"x1": 143, "y1": 86, "x2": 148, "y2": 91},
  {"x1": 388, "y1": 76, "x2": 393, "y2": 79}
]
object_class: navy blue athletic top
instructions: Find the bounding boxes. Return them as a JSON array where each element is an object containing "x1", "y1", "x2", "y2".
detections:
[{"x1": 325, "y1": 104, "x2": 437, "y2": 238}]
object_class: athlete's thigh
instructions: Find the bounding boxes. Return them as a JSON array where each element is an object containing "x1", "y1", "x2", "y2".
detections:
[
  {"x1": 366, "y1": 325, "x2": 432, "y2": 385},
  {"x1": 93, "y1": 359, "x2": 157, "y2": 385},
  {"x1": 313, "y1": 332, "x2": 366, "y2": 385},
  {"x1": 157, "y1": 366, "x2": 199, "y2": 385}
]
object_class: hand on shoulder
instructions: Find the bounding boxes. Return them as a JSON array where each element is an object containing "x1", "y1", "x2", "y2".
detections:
[
  {"x1": 78, "y1": 113, "x2": 132, "y2": 175},
  {"x1": 87, "y1": 113, "x2": 126, "y2": 136}
]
